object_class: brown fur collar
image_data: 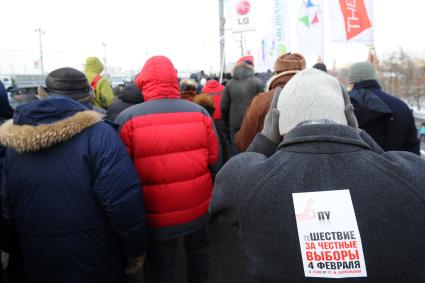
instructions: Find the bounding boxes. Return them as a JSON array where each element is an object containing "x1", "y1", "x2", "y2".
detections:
[
  {"x1": 0, "y1": 110, "x2": 103, "y2": 153},
  {"x1": 265, "y1": 70, "x2": 299, "y2": 91},
  {"x1": 193, "y1": 94, "x2": 214, "y2": 108},
  {"x1": 180, "y1": 90, "x2": 197, "y2": 101}
]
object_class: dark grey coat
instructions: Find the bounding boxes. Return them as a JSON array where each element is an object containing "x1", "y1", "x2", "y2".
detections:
[
  {"x1": 221, "y1": 65, "x2": 264, "y2": 129},
  {"x1": 106, "y1": 82, "x2": 143, "y2": 122},
  {"x1": 210, "y1": 124, "x2": 425, "y2": 283}
]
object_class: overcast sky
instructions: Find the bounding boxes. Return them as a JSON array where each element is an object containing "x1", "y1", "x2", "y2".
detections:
[{"x1": 1, "y1": 0, "x2": 424, "y2": 75}]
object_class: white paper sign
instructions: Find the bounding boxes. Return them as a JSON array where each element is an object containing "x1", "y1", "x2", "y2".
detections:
[{"x1": 292, "y1": 189, "x2": 367, "y2": 278}]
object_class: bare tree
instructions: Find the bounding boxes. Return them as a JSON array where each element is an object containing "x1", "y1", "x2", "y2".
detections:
[{"x1": 378, "y1": 49, "x2": 425, "y2": 109}]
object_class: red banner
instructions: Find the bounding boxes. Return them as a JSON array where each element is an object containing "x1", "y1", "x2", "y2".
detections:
[{"x1": 338, "y1": 0, "x2": 371, "y2": 40}]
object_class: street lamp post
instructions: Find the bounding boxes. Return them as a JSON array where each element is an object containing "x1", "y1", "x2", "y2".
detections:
[
  {"x1": 35, "y1": 28, "x2": 45, "y2": 74},
  {"x1": 219, "y1": 0, "x2": 225, "y2": 73},
  {"x1": 101, "y1": 42, "x2": 108, "y2": 76}
]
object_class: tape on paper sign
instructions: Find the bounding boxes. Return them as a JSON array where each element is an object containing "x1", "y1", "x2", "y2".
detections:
[{"x1": 292, "y1": 189, "x2": 367, "y2": 278}]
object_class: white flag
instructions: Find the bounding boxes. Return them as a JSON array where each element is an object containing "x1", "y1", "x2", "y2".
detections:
[
  {"x1": 296, "y1": 0, "x2": 324, "y2": 58},
  {"x1": 331, "y1": 0, "x2": 374, "y2": 43},
  {"x1": 255, "y1": 0, "x2": 291, "y2": 71}
]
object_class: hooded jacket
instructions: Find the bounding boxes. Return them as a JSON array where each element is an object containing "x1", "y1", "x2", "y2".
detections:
[
  {"x1": 211, "y1": 124, "x2": 425, "y2": 282},
  {"x1": 203, "y1": 80, "x2": 224, "y2": 120},
  {"x1": 349, "y1": 80, "x2": 419, "y2": 154},
  {"x1": 235, "y1": 70, "x2": 299, "y2": 151},
  {"x1": 0, "y1": 97, "x2": 147, "y2": 283},
  {"x1": 116, "y1": 56, "x2": 220, "y2": 240},
  {"x1": 106, "y1": 82, "x2": 143, "y2": 122},
  {"x1": 221, "y1": 64, "x2": 265, "y2": 129},
  {"x1": 84, "y1": 57, "x2": 114, "y2": 109}
]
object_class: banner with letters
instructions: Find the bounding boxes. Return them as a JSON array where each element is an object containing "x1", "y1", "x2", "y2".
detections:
[
  {"x1": 227, "y1": 0, "x2": 256, "y2": 32},
  {"x1": 331, "y1": 0, "x2": 374, "y2": 43}
]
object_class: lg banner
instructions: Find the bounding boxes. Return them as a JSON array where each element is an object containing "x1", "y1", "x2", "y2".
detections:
[{"x1": 230, "y1": 0, "x2": 256, "y2": 32}]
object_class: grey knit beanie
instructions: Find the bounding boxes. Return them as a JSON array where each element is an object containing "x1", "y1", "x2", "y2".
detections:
[
  {"x1": 277, "y1": 69, "x2": 348, "y2": 135},
  {"x1": 348, "y1": 62, "x2": 377, "y2": 83}
]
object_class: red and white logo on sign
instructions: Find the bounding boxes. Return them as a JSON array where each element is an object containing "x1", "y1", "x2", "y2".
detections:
[
  {"x1": 236, "y1": 0, "x2": 251, "y2": 16},
  {"x1": 338, "y1": 0, "x2": 371, "y2": 40}
]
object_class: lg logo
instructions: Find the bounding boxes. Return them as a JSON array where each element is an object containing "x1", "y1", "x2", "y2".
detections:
[{"x1": 236, "y1": 0, "x2": 251, "y2": 16}]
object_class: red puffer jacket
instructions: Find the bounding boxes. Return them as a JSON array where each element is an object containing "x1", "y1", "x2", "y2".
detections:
[{"x1": 116, "y1": 56, "x2": 220, "y2": 240}]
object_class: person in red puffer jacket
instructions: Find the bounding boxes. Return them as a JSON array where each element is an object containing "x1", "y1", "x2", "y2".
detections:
[
  {"x1": 115, "y1": 56, "x2": 221, "y2": 283},
  {"x1": 202, "y1": 78, "x2": 224, "y2": 120}
]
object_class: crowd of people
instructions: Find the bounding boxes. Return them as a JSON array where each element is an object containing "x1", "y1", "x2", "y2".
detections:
[{"x1": 0, "y1": 51, "x2": 424, "y2": 283}]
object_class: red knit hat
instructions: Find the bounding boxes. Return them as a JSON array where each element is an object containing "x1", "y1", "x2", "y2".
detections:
[{"x1": 237, "y1": 55, "x2": 254, "y2": 66}]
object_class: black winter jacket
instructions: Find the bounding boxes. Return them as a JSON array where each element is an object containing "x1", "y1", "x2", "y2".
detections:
[
  {"x1": 349, "y1": 80, "x2": 420, "y2": 154},
  {"x1": 221, "y1": 65, "x2": 264, "y2": 129},
  {"x1": 106, "y1": 82, "x2": 143, "y2": 122}
]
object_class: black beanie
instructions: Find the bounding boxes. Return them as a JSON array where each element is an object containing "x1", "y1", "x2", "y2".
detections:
[
  {"x1": 44, "y1": 67, "x2": 92, "y2": 102},
  {"x1": 312, "y1": 63, "x2": 327, "y2": 73}
]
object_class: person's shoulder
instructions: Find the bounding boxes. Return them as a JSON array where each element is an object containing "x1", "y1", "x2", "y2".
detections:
[
  {"x1": 257, "y1": 89, "x2": 274, "y2": 100},
  {"x1": 114, "y1": 102, "x2": 148, "y2": 126},
  {"x1": 169, "y1": 98, "x2": 212, "y2": 115},
  {"x1": 248, "y1": 91, "x2": 272, "y2": 110},
  {"x1": 89, "y1": 120, "x2": 117, "y2": 135},
  {"x1": 224, "y1": 79, "x2": 235, "y2": 88},
  {"x1": 99, "y1": 75, "x2": 112, "y2": 83},
  {"x1": 252, "y1": 76, "x2": 264, "y2": 83},
  {"x1": 382, "y1": 150, "x2": 424, "y2": 166},
  {"x1": 378, "y1": 90, "x2": 412, "y2": 111},
  {"x1": 381, "y1": 151, "x2": 425, "y2": 187},
  {"x1": 220, "y1": 152, "x2": 267, "y2": 177}
]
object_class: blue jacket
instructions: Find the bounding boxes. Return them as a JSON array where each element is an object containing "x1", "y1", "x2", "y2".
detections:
[
  {"x1": 349, "y1": 80, "x2": 420, "y2": 154},
  {"x1": 0, "y1": 97, "x2": 147, "y2": 283}
]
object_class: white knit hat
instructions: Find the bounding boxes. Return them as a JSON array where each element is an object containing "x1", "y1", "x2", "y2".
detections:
[{"x1": 278, "y1": 69, "x2": 348, "y2": 135}]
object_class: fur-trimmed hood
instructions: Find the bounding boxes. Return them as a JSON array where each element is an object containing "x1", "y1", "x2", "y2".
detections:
[{"x1": 0, "y1": 97, "x2": 103, "y2": 153}]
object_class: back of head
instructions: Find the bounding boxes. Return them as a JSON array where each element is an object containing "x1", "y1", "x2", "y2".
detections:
[
  {"x1": 135, "y1": 56, "x2": 179, "y2": 101},
  {"x1": 38, "y1": 67, "x2": 93, "y2": 103},
  {"x1": 274, "y1": 53, "x2": 306, "y2": 73},
  {"x1": 277, "y1": 69, "x2": 348, "y2": 135},
  {"x1": 120, "y1": 82, "x2": 143, "y2": 103},
  {"x1": 233, "y1": 62, "x2": 254, "y2": 80},
  {"x1": 237, "y1": 55, "x2": 254, "y2": 67},
  {"x1": 312, "y1": 62, "x2": 327, "y2": 73},
  {"x1": 84, "y1": 57, "x2": 104, "y2": 74},
  {"x1": 348, "y1": 61, "x2": 377, "y2": 84},
  {"x1": 189, "y1": 73, "x2": 199, "y2": 83},
  {"x1": 180, "y1": 79, "x2": 197, "y2": 92}
]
